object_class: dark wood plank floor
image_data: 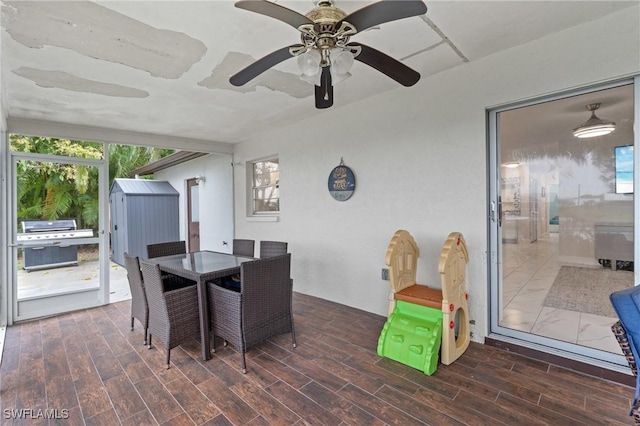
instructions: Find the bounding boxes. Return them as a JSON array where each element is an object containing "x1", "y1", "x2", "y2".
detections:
[{"x1": 0, "y1": 292, "x2": 635, "y2": 425}]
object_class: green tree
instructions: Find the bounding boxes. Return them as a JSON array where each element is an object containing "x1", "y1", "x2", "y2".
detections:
[
  {"x1": 13, "y1": 136, "x2": 102, "y2": 229},
  {"x1": 11, "y1": 135, "x2": 173, "y2": 231},
  {"x1": 108, "y1": 143, "x2": 173, "y2": 188}
]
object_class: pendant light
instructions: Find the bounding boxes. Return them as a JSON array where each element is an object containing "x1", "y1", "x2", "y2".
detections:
[{"x1": 573, "y1": 103, "x2": 616, "y2": 138}]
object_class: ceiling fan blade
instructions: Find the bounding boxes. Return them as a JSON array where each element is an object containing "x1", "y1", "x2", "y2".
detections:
[
  {"x1": 315, "y1": 67, "x2": 333, "y2": 109},
  {"x1": 339, "y1": 0, "x2": 427, "y2": 33},
  {"x1": 235, "y1": 0, "x2": 313, "y2": 30},
  {"x1": 349, "y1": 43, "x2": 420, "y2": 87},
  {"x1": 230, "y1": 45, "x2": 302, "y2": 86}
]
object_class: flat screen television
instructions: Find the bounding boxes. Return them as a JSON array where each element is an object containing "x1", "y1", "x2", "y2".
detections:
[{"x1": 615, "y1": 145, "x2": 634, "y2": 194}]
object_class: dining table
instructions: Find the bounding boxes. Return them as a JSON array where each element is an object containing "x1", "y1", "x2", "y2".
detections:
[{"x1": 148, "y1": 250, "x2": 255, "y2": 360}]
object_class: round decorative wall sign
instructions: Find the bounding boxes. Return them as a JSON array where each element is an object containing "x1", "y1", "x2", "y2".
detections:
[{"x1": 328, "y1": 158, "x2": 356, "y2": 201}]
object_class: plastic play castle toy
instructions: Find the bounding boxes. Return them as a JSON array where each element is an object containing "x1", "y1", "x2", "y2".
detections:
[{"x1": 377, "y1": 230, "x2": 471, "y2": 374}]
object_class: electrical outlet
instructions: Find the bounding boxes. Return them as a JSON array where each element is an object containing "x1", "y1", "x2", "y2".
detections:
[{"x1": 381, "y1": 268, "x2": 389, "y2": 281}]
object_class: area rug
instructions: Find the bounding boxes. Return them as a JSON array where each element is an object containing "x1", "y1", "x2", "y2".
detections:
[{"x1": 543, "y1": 266, "x2": 634, "y2": 318}]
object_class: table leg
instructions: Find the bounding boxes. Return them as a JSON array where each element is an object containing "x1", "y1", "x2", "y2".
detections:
[{"x1": 197, "y1": 278, "x2": 211, "y2": 360}]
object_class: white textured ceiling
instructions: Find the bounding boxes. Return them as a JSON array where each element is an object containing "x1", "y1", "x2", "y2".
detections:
[{"x1": 0, "y1": 0, "x2": 637, "y2": 146}]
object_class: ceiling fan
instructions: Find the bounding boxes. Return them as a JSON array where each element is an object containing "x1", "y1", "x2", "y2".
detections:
[{"x1": 229, "y1": 0, "x2": 428, "y2": 109}]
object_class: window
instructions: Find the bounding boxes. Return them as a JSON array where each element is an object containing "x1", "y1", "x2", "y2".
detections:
[{"x1": 251, "y1": 157, "x2": 279, "y2": 214}]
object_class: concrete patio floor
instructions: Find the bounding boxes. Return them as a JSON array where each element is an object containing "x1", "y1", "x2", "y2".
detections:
[{"x1": 17, "y1": 259, "x2": 131, "y2": 302}]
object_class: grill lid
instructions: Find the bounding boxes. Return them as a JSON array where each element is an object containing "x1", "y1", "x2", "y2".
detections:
[{"x1": 22, "y1": 219, "x2": 77, "y2": 233}]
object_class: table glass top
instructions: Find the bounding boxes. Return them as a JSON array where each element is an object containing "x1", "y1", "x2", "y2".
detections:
[{"x1": 154, "y1": 251, "x2": 254, "y2": 274}]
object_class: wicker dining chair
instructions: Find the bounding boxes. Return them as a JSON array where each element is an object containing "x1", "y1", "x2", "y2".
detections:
[
  {"x1": 139, "y1": 259, "x2": 200, "y2": 369},
  {"x1": 259, "y1": 240, "x2": 288, "y2": 258},
  {"x1": 146, "y1": 240, "x2": 193, "y2": 289},
  {"x1": 233, "y1": 239, "x2": 255, "y2": 257},
  {"x1": 208, "y1": 253, "x2": 296, "y2": 373},
  {"x1": 146, "y1": 240, "x2": 187, "y2": 259},
  {"x1": 124, "y1": 253, "x2": 148, "y2": 345}
]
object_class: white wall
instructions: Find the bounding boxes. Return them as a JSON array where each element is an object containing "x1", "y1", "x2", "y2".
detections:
[
  {"x1": 233, "y1": 7, "x2": 640, "y2": 342},
  {"x1": 154, "y1": 153, "x2": 234, "y2": 254}
]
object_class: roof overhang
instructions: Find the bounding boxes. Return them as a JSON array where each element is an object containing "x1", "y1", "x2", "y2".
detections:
[{"x1": 128, "y1": 151, "x2": 208, "y2": 177}]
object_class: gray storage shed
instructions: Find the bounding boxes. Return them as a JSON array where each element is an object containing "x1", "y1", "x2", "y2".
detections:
[{"x1": 110, "y1": 178, "x2": 180, "y2": 266}]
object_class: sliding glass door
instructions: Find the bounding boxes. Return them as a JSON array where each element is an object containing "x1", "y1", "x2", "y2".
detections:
[{"x1": 489, "y1": 79, "x2": 637, "y2": 367}]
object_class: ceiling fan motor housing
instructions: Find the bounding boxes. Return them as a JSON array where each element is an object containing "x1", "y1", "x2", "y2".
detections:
[
  {"x1": 302, "y1": 1, "x2": 354, "y2": 56},
  {"x1": 305, "y1": 1, "x2": 347, "y2": 23}
]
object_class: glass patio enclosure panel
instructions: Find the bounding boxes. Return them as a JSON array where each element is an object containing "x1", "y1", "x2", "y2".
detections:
[{"x1": 10, "y1": 151, "x2": 109, "y2": 322}]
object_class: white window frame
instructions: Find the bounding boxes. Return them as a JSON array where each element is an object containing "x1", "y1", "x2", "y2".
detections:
[{"x1": 247, "y1": 156, "x2": 279, "y2": 216}]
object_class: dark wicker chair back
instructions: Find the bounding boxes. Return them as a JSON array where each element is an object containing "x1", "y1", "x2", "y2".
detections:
[
  {"x1": 124, "y1": 253, "x2": 149, "y2": 345},
  {"x1": 259, "y1": 240, "x2": 288, "y2": 258},
  {"x1": 208, "y1": 253, "x2": 296, "y2": 373},
  {"x1": 139, "y1": 259, "x2": 200, "y2": 369},
  {"x1": 145, "y1": 240, "x2": 192, "y2": 287},
  {"x1": 146, "y1": 240, "x2": 186, "y2": 259},
  {"x1": 233, "y1": 239, "x2": 255, "y2": 257}
]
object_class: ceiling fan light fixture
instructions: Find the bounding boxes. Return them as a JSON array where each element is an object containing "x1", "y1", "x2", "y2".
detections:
[
  {"x1": 300, "y1": 72, "x2": 322, "y2": 86},
  {"x1": 573, "y1": 103, "x2": 616, "y2": 138},
  {"x1": 297, "y1": 49, "x2": 321, "y2": 76},
  {"x1": 297, "y1": 47, "x2": 354, "y2": 86},
  {"x1": 331, "y1": 48, "x2": 354, "y2": 74},
  {"x1": 330, "y1": 70, "x2": 351, "y2": 84},
  {"x1": 329, "y1": 48, "x2": 354, "y2": 84}
]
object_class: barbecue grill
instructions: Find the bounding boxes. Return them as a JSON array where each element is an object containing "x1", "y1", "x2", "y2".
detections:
[{"x1": 18, "y1": 220, "x2": 93, "y2": 271}]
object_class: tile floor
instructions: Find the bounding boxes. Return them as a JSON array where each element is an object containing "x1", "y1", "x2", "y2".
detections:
[
  {"x1": 500, "y1": 234, "x2": 623, "y2": 354},
  {"x1": 1, "y1": 293, "x2": 635, "y2": 425}
]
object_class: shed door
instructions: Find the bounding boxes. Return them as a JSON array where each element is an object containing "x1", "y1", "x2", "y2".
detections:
[
  {"x1": 110, "y1": 190, "x2": 126, "y2": 266},
  {"x1": 187, "y1": 178, "x2": 200, "y2": 252}
]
